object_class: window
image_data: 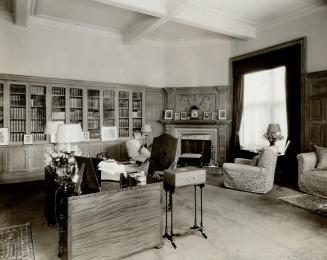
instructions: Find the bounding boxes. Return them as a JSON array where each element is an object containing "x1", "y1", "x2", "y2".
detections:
[{"x1": 240, "y1": 66, "x2": 288, "y2": 150}]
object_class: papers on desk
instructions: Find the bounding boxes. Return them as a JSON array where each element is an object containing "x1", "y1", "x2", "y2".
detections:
[{"x1": 98, "y1": 160, "x2": 139, "y2": 181}]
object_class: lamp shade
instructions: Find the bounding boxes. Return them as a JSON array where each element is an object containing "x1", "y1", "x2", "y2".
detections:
[
  {"x1": 45, "y1": 121, "x2": 64, "y2": 135},
  {"x1": 141, "y1": 124, "x2": 152, "y2": 133},
  {"x1": 267, "y1": 123, "x2": 281, "y2": 134},
  {"x1": 55, "y1": 124, "x2": 84, "y2": 144}
]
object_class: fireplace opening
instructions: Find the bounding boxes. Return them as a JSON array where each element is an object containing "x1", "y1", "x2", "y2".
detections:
[{"x1": 181, "y1": 135, "x2": 212, "y2": 165}]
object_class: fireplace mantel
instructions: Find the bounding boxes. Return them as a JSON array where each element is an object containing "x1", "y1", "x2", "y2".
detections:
[{"x1": 159, "y1": 119, "x2": 231, "y2": 125}]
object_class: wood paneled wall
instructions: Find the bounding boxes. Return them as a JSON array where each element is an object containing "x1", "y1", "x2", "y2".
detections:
[{"x1": 303, "y1": 71, "x2": 327, "y2": 151}]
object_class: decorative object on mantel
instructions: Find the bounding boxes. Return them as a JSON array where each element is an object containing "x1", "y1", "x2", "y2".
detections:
[
  {"x1": 218, "y1": 109, "x2": 227, "y2": 120},
  {"x1": 164, "y1": 109, "x2": 173, "y2": 120},
  {"x1": 264, "y1": 123, "x2": 283, "y2": 146},
  {"x1": 174, "y1": 112, "x2": 180, "y2": 120},
  {"x1": 190, "y1": 106, "x2": 199, "y2": 119},
  {"x1": 211, "y1": 111, "x2": 218, "y2": 120},
  {"x1": 180, "y1": 112, "x2": 187, "y2": 120},
  {"x1": 203, "y1": 112, "x2": 210, "y2": 120}
]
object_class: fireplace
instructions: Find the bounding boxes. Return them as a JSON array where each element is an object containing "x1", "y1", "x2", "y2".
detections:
[{"x1": 161, "y1": 120, "x2": 231, "y2": 166}]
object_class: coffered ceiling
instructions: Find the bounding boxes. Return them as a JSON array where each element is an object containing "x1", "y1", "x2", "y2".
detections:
[{"x1": 2, "y1": 0, "x2": 326, "y2": 44}]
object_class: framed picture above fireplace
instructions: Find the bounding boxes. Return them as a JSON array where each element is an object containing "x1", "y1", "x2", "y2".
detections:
[
  {"x1": 180, "y1": 112, "x2": 187, "y2": 120},
  {"x1": 203, "y1": 112, "x2": 210, "y2": 120},
  {"x1": 164, "y1": 110, "x2": 173, "y2": 120},
  {"x1": 219, "y1": 110, "x2": 227, "y2": 120}
]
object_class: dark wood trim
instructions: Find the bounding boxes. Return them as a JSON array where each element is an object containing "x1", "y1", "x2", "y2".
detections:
[{"x1": 159, "y1": 119, "x2": 231, "y2": 125}]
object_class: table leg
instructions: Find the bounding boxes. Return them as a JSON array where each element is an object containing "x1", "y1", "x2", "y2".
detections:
[
  {"x1": 199, "y1": 184, "x2": 207, "y2": 239},
  {"x1": 191, "y1": 185, "x2": 199, "y2": 229}
]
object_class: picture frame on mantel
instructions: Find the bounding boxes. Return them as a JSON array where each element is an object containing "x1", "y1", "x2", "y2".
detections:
[
  {"x1": 174, "y1": 112, "x2": 180, "y2": 120},
  {"x1": 180, "y1": 112, "x2": 187, "y2": 120},
  {"x1": 203, "y1": 112, "x2": 210, "y2": 120},
  {"x1": 164, "y1": 110, "x2": 173, "y2": 120},
  {"x1": 218, "y1": 109, "x2": 227, "y2": 120}
]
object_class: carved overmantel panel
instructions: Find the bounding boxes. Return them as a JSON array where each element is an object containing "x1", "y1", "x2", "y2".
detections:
[{"x1": 164, "y1": 86, "x2": 230, "y2": 119}]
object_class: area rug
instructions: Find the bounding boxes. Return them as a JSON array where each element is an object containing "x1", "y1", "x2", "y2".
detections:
[
  {"x1": 279, "y1": 194, "x2": 327, "y2": 217},
  {"x1": 0, "y1": 223, "x2": 35, "y2": 260}
]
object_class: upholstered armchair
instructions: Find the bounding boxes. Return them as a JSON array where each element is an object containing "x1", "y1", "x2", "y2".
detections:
[
  {"x1": 297, "y1": 152, "x2": 327, "y2": 199},
  {"x1": 222, "y1": 147, "x2": 279, "y2": 194}
]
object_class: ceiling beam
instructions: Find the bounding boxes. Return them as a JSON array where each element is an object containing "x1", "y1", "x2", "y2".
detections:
[
  {"x1": 173, "y1": 7, "x2": 255, "y2": 39},
  {"x1": 123, "y1": 0, "x2": 192, "y2": 44},
  {"x1": 13, "y1": 0, "x2": 31, "y2": 27},
  {"x1": 93, "y1": 0, "x2": 167, "y2": 18}
]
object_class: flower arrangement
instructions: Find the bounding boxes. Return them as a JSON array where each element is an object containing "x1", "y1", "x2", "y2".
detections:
[{"x1": 263, "y1": 132, "x2": 284, "y2": 146}]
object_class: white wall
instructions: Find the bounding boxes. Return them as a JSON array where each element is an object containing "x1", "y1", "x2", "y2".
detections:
[
  {"x1": 164, "y1": 41, "x2": 231, "y2": 87},
  {"x1": 231, "y1": 6, "x2": 327, "y2": 73},
  {"x1": 0, "y1": 17, "x2": 165, "y2": 87}
]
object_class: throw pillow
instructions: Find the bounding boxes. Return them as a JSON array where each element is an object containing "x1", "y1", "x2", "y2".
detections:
[{"x1": 314, "y1": 145, "x2": 327, "y2": 169}]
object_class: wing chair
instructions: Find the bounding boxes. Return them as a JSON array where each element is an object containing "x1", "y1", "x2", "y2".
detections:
[{"x1": 222, "y1": 147, "x2": 279, "y2": 194}]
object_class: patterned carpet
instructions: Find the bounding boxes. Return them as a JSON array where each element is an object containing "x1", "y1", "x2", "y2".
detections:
[
  {"x1": 0, "y1": 223, "x2": 35, "y2": 260},
  {"x1": 279, "y1": 194, "x2": 327, "y2": 217}
]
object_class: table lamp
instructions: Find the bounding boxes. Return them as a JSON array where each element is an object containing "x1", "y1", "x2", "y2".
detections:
[
  {"x1": 141, "y1": 124, "x2": 152, "y2": 147},
  {"x1": 45, "y1": 121, "x2": 64, "y2": 143},
  {"x1": 265, "y1": 123, "x2": 282, "y2": 146}
]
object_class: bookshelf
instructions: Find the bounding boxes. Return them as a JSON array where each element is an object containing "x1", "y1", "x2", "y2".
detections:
[
  {"x1": 9, "y1": 84, "x2": 27, "y2": 142},
  {"x1": 118, "y1": 91, "x2": 129, "y2": 138},
  {"x1": 51, "y1": 87, "x2": 66, "y2": 121},
  {"x1": 0, "y1": 83, "x2": 3, "y2": 128},
  {"x1": 87, "y1": 89, "x2": 100, "y2": 139},
  {"x1": 30, "y1": 85, "x2": 46, "y2": 142},
  {"x1": 132, "y1": 92, "x2": 142, "y2": 133},
  {"x1": 103, "y1": 90, "x2": 115, "y2": 127},
  {"x1": 70, "y1": 88, "x2": 83, "y2": 127}
]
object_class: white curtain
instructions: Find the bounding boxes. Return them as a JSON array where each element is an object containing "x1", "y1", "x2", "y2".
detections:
[{"x1": 239, "y1": 66, "x2": 288, "y2": 151}]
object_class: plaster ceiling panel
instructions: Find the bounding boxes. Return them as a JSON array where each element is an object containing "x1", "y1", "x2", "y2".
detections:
[
  {"x1": 39, "y1": 0, "x2": 151, "y2": 32},
  {"x1": 148, "y1": 21, "x2": 229, "y2": 41},
  {"x1": 196, "y1": 0, "x2": 324, "y2": 24}
]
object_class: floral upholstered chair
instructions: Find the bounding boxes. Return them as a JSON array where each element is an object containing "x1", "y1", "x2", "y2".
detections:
[{"x1": 222, "y1": 147, "x2": 279, "y2": 194}]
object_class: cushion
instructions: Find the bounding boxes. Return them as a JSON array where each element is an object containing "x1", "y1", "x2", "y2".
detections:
[
  {"x1": 314, "y1": 145, "x2": 327, "y2": 169},
  {"x1": 251, "y1": 155, "x2": 260, "y2": 166}
]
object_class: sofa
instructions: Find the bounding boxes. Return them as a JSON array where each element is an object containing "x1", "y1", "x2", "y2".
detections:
[
  {"x1": 297, "y1": 151, "x2": 327, "y2": 199},
  {"x1": 223, "y1": 147, "x2": 279, "y2": 194}
]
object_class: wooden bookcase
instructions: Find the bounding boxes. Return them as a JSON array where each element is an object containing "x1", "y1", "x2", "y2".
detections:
[{"x1": 0, "y1": 74, "x2": 146, "y2": 184}]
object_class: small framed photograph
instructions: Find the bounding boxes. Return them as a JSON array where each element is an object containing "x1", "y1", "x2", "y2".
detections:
[
  {"x1": 174, "y1": 112, "x2": 181, "y2": 120},
  {"x1": 180, "y1": 112, "x2": 187, "y2": 120},
  {"x1": 133, "y1": 132, "x2": 142, "y2": 140},
  {"x1": 203, "y1": 112, "x2": 211, "y2": 120},
  {"x1": 211, "y1": 111, "x2": 218, "y2": 120},
  {"x1": 83, "y1": 131, "x2": 90, "y2": 141},
  {"x1": 101, "y1": 126, "x2": 118, "y2": 141},
  {"x1": 164, "y1": 110, "x2": 173, "y2": 120},
  {"x1": 219, "y1": 109, "x2": 227, "y2": 120},
  {"x1": 0, "y1": 128, "x2": 9, "y2": 145},
  {"x1": 23, "y1": 134, "x2": 33, "y2": 145}
]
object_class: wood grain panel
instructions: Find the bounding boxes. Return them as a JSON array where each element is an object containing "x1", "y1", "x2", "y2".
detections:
[
  {"x1": 310, "y1": 99, "x2": 322, "y2": 120},
  {"x1": 9, "y1": 147, "x2": 28, "y2": 173},
  {"x1": 310, "y1": 124, "x2": 322, "y2": 146},
  {"x1": 89, "y1": 143, "x2": 103, "y2": 157},
  {"x1": 102, "y1": 141, "x2": 121, "y2": 161},
  {"x1": 29, "y1": 145, "x2": 46, "y2": 172},
  {"x1": 68, "y1": 183, "x2": 163, "y2": 260}
]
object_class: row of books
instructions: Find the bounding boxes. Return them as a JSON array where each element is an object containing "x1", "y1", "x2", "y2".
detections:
[
  {"x1": 87, "y1": 111, "x2": 100, "y2": 119},
  {"x1": 70, "y1": 88, "x2": 83, "y2": 97},
  {"x1": 103, "y1": 98, "x2": 114, "y2": 109},
  {"x1": 70, "y1": 98, "x2": 83, "y2": 108},
  {"x1": 119, "y1": 100, "x2": 129, "y2": 109},
  {"x1": 31, "y1": 120, "x2": 45, "y2": 132},
  {"x1": 104, "y1": 110, "x2": 115, "y2": 119},
  {"x1": 10, "y1": 133, "x2": 24, "y2": 142},
  {"x1": 119, "y1": 119, "x2": 129, "y2": 128},
  {"x1": 10, "y1": 120, "x2": 26, "y2": 132},
  {"x1": 31, "y1": 108, "x2": 46, "y2": 119},
  {"x1": 103, "y1": 119, "x2": 115, "y2": 126},
  {"x1": 70, "y1": 110, "x2": 83, "y2": 121},
  {"x1": 31, "y1": 97, "x2": 45, "y2": 107},
  {"x1": 132, "y1": 92, "x2": 142, "y2": 100},
  {"x1": 90, "y1": 130, "x2": 100, "y2": 139},
  {"x1": 52, "y1": 96, "x2": 65, "y2": 108},
  {"x1": 132, "y1": 118, "x2": 142, "y2": 128},
  {"x1": 88, "y1": 90, "x2": 99, "y2": 97},
  {"x1": 88, "y1": 98, "x2": 99, "y2": 109},
  {"x1": 52, "y1": 112, "x2": 65, "y2": 120},
  {"x1": 10, "y1": 107, "x2": 26, "y2": 119},
  {"x1": 32, "y1": 133, "x2": 46, "y2": 142},
  {"x1": 88, "y1": 119, "x2": 100, "y2": 129},
  {"x1": 132, "y1": 100, "x2": 142, "y2": 109},
  {"x1": 132, "y1": 110, "x2": 142, "y2": 118},
  {"x1": 10, "y1": 85, "x2": 26, "y2": 94},
  {"x1": 119, "y1": 92, "x2": 129, "y2": 99},
  {"x1": 10, "y1": 95, "x2": 25, "y2": 106},
  {"x1": 119, "y1": 109, "x2": 129, "y2": 118},
  {"x1": 31, "y1": 86, "x2": 45, "y2": 95},
  {"x1": 119, "y1": 128, "x2": 129, "y2": 138},
  {"x1": 52, "y1": 87, "x2": 65, "y2": 96}
]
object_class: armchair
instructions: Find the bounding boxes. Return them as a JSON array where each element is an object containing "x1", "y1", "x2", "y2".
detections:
[
  {"x1": 222, "y1": 147, "x2": 278, "y2": 194},
  {"x1": 297, "y1": 152, "x2": 327, "y2": 199}
]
